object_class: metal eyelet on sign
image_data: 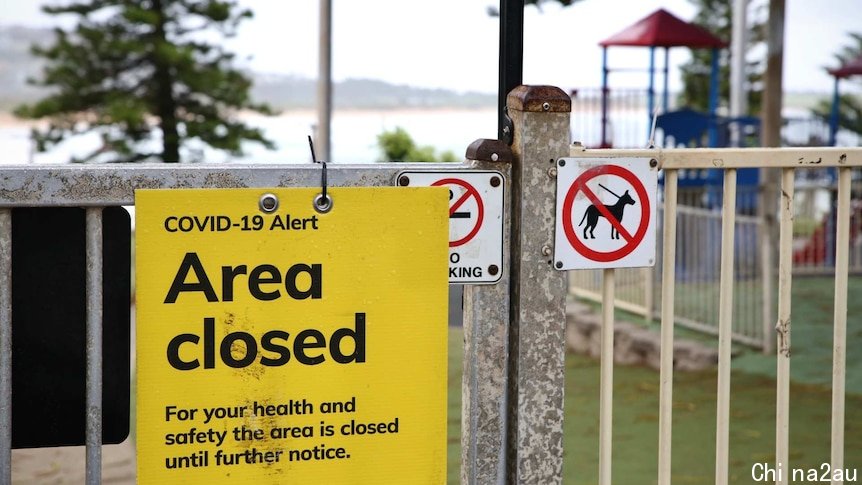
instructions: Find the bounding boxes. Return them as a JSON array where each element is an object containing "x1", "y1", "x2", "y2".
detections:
[
  {"x1": 259, "y1": 193, "x2": 279, "y2": 213},
  {"x1": 313, "y1": 193, "x2": 333, "y2": 213}
]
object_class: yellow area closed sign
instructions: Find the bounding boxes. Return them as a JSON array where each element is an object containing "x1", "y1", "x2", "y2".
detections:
[{"x1": 135, "y1": 187, "x2": 449, "y2": 484}]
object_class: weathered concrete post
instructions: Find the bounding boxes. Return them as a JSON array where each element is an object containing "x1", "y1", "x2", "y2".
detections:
[
  {"x1": 461, "y1": 139, "x2": 513, "y2": 485},
  {"x1": 505, "y1": 85, "x2": 571, "y2": 484}
]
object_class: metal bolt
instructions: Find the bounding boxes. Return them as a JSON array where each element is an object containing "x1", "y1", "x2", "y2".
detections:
[
  {"x1": 503, "y1": 126, "x2": 511, "y2": 134},
  {"x1": 649, "y1": 158, "x2": 658, "y2": 168},
  {"x1": 259, "y1": 193, "x2": 279, "y2": 213},
  {"x1": 541, "y1": 245, "x2": 552, "y2": 256},
  {"x1": 542, "y1": 102, "x2": 551, "y2": 111},
  {"x1": 488, "y1": 265, "x2": 499, "y2": 276},
  {"x1": 548, "y1": 167, "x2": 557, "y2": 178},
  {"x1": 712, "y1": 158, "x2": 724, "y2": 167},
  {"x1": 558, "y1": 159, "x2": 566, "y2": 167},
  {"x1": 491, "y1": 152, "x2": 499, "y2": 162},
  {"x1": 490, "y1": 176, "x2": 501, "y2": 187},
  {"x1": 555, "y1": 261, "x2": 563, "y2": 269},
  {"x1": 398, "y1": 175, "x2": 410, "y2": 186}
]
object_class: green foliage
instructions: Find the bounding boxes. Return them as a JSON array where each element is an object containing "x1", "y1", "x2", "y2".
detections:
[
  {"x1": 14, "y1": 0, "x2": 274, "y2": 163},
  {"x1": 677, "y1": 0, "x2": 765, "y2": 115},
  {"x1": 488, "y1": 0, "x2": 583, "y2": 16},
  {"x1": 525, "y1": 0, "x2": 581, "y2": 6},
  {"x1": 813, "y1": 94, "x2": 862, "y2": 137},
  {"x1": 811, "y1": 32, "x2": 862, "y2": 136},
  {"x1": 376, "y1": 127, "x2": 457, "y2": 163}
]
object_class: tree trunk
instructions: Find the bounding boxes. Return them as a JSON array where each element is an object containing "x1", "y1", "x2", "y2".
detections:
[{"x1": 151, "y1": 0, "x2": 180, "y2": 163}]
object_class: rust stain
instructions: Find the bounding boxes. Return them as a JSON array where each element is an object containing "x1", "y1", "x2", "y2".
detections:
[
  {"x1": 781, "y1": 189, "x2": 792, "y2": 211},
  {"x1": 775, "y1": 318, "x2": 791, "y2": 357},
  {"x1": 507, "y1": 85, "x2": 572, "y2": 113}
]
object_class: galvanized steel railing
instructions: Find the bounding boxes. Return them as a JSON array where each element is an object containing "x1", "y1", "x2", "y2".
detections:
[{"x1": 0, "y1": 162, "x2": 512, "y2": 485}]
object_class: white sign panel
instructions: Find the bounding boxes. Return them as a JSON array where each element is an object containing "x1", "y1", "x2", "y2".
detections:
[
  {"x1": 554, "y1": 158, "x2": 657, "y2": 270},
  {"x1": 398, "y1": 171, "x2": 504, "y2": 284}
]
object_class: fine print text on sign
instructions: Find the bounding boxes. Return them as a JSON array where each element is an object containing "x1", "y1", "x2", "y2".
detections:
[
  {"x1": 554, "y1": 158, "x2": 658, "y2": 270},
  {"x1": 136, "y1": 187, "x2": 449, "y2": 484},
  {"x1": 398, "y1": 171, "x2": 504, "y2": 284}
]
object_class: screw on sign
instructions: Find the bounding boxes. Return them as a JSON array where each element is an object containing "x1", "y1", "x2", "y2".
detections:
[
  {"x1": 431, "y1": 178, "x2": 484, "y2": 248},
  {"x1": 561, "y1": 165, "x2": 650, "y2": 263}
]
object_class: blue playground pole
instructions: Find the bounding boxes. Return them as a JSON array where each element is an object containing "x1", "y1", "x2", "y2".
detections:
[
  {"x1": 829, "y1": 76, "x2": 840, "y2": 146},
  {"x1": 601, "y1": 47, "x2": 609, "y2": 147},
  {"x1": 648, "y1": 46, "x2": 655, "y2": 140},
  {"x1": 663, "y1": 47, "x2": 670, "y2": 113},
  {"x1": 707, "y1": 48, "x2": 719, "y2": 147}
]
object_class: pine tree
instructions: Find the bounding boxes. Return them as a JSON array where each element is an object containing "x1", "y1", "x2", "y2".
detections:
[
  {"x1": 488, "y1": 0, "x2": 582, "y2": 16},
  {"x1": 15, "y1": 0, "x2": 275, "y2": 163},
  {"x1": 678, "y1": 0, "x2": 766, "y2": 115},
  {"x1": 812, "y1": 33, "x2": 862, "y2": 137}
]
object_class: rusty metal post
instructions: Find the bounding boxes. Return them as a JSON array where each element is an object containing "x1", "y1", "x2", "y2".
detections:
[
  {"x1": 505, "y1": 85, "x2": 571, "y2": 484},
  {"x1": 461, "y1": 139, "x2": 513, "y2": 485}
]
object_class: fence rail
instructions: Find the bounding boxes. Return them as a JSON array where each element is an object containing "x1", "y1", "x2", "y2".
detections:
[
  {"x1": 568, "y1": 144, "x2": 862, "y2": 485},
  {"x1": 569, "y1": 204, "x2": 766, "y2": 348},
  {"x1": 0, "y1": 161, "x2": 506, "y2": 485},
  {"x1": 572, "y1": 177, "x2": 862, "y2": 352}
]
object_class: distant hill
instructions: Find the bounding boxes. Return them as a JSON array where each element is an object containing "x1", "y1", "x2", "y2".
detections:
[
  {"x1": 0, "y1": 25, "x2": 495, "y2": 112},
  {"x1": 252, "y1": 75, "x2": 495, "y2": 110}
]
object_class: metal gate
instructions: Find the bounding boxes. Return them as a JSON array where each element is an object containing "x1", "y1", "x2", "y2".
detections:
[{"x1": 566, "y1": 144, "x2": 861, "y2": 485}]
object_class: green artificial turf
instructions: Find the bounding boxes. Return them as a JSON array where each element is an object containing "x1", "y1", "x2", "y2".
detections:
[
  {"x1": 562, "y1": 353, "x2": 862, "y2": 485},
  {"x1": 732, "y1": 276, "x2": 862, "y2": 393}
]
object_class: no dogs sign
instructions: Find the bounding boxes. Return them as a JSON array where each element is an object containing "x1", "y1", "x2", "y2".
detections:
[
  {"x1": 136, "y1": 187, "x2": 449, "y2": 484},
  {"x1": 554, "y1": 158, "x2": 657, "y2": 270}
]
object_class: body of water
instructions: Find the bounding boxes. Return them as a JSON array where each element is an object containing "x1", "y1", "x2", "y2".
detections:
[
  {"x1": 1, "y1": 106, "x2": 856, "y2": 165},
  {"x1": 0, "y1": 109, "x2": 499, "y2": 164}
]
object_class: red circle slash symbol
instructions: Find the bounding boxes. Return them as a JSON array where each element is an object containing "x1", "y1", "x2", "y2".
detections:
[
  {"x1": 561, "y1": 165, "x2": 650, "y2": 262},
  {"x1": 432, "y1": 178, "x2": 484, "y2": 248}
]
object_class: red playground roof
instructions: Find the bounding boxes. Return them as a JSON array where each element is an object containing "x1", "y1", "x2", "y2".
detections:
[
  {"x1": 599, "y1": 9, "x2": 727, "y2": 49},
  {"x1": 828, "y1": 54, "x2": 862, "y2": 79}
]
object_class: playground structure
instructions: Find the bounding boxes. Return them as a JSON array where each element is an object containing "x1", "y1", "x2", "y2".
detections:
[
  {"x1": 828, "y1": 52, "x2": 862, "y2": 145},
  {"x1": 596, "y1": 9, "x2": 725, "y2": 148},
  {"x1": 568, "y1": 8, "x2": 862, "y2": 350},
  {"x1": 570, "y1": 9, "x2": 769, "y2": 347}
]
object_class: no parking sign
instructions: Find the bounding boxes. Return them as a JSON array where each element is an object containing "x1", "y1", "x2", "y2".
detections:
[
  {"x1": 554, "y1": 158, "x2": 657, "y2": 270},
  {"x1": 398, "y1": 171, "x2": 504, "y2": 284}
]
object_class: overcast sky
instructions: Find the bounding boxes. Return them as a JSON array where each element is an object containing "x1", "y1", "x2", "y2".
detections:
[{"x1": 2, "y1": 0, "x2": 859, "y2": 94}]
